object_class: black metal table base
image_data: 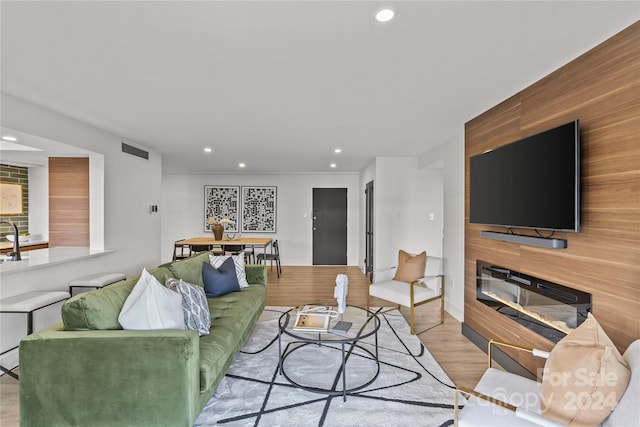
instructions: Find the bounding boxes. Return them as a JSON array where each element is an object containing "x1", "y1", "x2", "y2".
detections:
[{"x1": 278, "y1": 331, "x2": 380, "y2": 402}]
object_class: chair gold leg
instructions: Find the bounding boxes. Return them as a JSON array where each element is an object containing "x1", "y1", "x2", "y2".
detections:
[
  {"x1": 410, "y1": 305, "x2": 415, "y2": 335},
  {"x1": 410, "y1": 281, "x2": 415, "y2": 335},
  {"x1": 453, "y1": 389, "x2": 460, "y2": 427},
  {"x1": 454, "y1": 388, "x2": 459, "y2": 427}
]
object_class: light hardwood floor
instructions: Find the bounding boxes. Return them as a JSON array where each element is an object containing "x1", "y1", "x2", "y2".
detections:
[{"x1": 0, "y1": 265, "x2": 487, "y2": 426}]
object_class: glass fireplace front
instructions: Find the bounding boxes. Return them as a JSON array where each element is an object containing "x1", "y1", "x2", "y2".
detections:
[{"x1": 476, "y1": 261, "x2": 591, "y2": 343}]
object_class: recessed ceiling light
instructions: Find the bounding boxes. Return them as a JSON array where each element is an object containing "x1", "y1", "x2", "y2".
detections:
[
  {"x1": 2, "y1": 135, "x2": 17, "y2": 142},
  {"x1": 204, "y1": 147, "x2": 212, "y2": 153},
  {"x1": 334, "y1": 148, "x2": 342, "y2": 154},
  {"x1": 375, "y1": 8, "x2": 394, "y2": 23},
  {"x1": 330, "y1": 163, "x2": 337, "y2": 168},
  {"x1": 238, "y1": 163, "x2": 246, "y2": 168}
]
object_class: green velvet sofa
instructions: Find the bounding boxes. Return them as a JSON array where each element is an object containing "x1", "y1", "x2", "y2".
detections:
[{"x1": 18, "y1": 251, "x2": 267, "y2": 427}]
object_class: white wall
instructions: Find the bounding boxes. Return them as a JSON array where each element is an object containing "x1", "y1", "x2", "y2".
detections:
[
  {"x1": 161, "y1": 173, "x2": 360, "y2": 265},
  {"x1": 373, "y1": 157, "x2": 444, "y2": 276},
  {"x1": 1, "y1": 94, "x2": 163, "y2": 276},
  {"x1": 1, "y1": 93, "x2": 164, "y2": 369},
  {"x1": 418, "y1": 130, "x2": 465, "y2": 321},
  {"x1": 28, "y1": 165, "x2": 48, "y2": 239}
]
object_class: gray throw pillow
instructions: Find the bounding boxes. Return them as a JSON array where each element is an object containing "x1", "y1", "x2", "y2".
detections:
[{"x1": 166, "y1": 276, "x2": 211, "y2": 336}]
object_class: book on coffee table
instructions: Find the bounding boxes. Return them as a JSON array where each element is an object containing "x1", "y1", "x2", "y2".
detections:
[{"x1": 293, "y1": 305, "x2": 333, "y2": 332}]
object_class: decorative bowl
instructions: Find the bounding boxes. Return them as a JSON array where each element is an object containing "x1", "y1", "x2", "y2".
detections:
[{"x1": 5, "y1": 235, "x2": 30, "y2": 243}]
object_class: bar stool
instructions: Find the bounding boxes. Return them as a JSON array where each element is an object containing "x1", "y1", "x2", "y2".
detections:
[
  {"x1": 0, "y1": 291, "x2": 70, "y2": 380},
  {"x1": 68, "y1": 272, "x2": 126, "y2": 297}
]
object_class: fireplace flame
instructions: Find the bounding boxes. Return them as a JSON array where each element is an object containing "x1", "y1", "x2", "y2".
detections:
[{"x1": 481, "y1": 290, "x2": 573, "y2": 335}]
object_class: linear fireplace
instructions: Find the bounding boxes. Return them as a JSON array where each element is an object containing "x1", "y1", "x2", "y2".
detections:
[{"x1": 476, "y1": 261, "x2": 592, "y2": 343}]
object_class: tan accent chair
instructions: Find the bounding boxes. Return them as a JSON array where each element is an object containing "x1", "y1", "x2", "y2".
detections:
[{"x1": 367, "y1": 255, "x2": 444, "y2": 334}]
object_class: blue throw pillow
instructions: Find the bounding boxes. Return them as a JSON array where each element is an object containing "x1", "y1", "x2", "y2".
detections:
[{"x1": 202, "y1": 258, "x2": 241, "y2": 297}]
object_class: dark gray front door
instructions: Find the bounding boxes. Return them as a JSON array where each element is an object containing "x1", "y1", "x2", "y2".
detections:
[{"x1": 312, "y1": 188, "x2": 347, "y2": 265}]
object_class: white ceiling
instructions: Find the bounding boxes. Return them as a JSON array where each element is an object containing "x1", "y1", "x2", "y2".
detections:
[{"x1": 1, "y1": 1, "x2": 638, "y2": 173}]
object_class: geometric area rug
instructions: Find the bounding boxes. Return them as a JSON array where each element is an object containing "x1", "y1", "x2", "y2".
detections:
[{"x1": 194, "y1": 307, "x2": 460, "y2": 426}]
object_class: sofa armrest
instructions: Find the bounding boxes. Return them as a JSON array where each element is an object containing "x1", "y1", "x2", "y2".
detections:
[
  {"x1": 20, "y1": 327, "x2": 201, "y2": 427},
  {"x1": 246, "y1": 264, "x2": 267, "y2": 285}
]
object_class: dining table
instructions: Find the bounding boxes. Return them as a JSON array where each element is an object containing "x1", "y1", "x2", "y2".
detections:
[{"x1": 175, "y1": 236, "x2": 273, "y2": 263}]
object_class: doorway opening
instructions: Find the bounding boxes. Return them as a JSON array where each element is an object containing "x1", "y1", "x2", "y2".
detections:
[{"x1": 365, "y1": 181, "x2": 374, "y2": 282}]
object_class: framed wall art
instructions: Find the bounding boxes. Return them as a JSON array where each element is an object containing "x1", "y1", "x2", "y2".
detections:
[
  {"x1": 0, "y1": 182, "x2": 24, "y2": 215},
  {"x1": 203, "y1": 185, "x2": 240, "y2": 232},
  {"x1": 241, "y1": 186, "x2": 277, "y2": 233}
]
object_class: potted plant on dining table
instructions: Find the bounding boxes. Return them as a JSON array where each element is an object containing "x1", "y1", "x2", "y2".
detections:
[{"x1": 207, "y1": 217, "x2": 234, "y2": 240}]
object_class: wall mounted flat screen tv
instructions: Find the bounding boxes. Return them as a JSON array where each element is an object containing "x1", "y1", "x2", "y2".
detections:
[{"x1": 470, "y1": 120, "x2": 580, "y2": 232}]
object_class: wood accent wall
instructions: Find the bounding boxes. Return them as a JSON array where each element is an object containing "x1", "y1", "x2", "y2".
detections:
[
  {"x1": 49, "y1": 157, "x2": 90, "y2": 247},
  {"x1": 464, "y1": 22, "x2": 639, "y2": 376}
]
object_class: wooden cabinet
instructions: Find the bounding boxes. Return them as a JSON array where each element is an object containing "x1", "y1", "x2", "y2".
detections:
[{"x1": 0, "y1": 241, "x2": 49, "y2": 254}]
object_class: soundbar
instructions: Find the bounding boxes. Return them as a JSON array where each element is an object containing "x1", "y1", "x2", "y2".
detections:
[{"x1": 480, "y1": 231, "x2": 567, "y2": 249}]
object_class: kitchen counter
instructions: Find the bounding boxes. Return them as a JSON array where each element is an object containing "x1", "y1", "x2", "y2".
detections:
[{"x1": 0, "y1": 247, "x2": 114, "y2": 275}]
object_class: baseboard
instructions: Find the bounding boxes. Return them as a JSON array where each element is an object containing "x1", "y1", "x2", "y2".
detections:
[
  {"x1": 461, "y1": 322, "x2": 537, "y2": 380},
  {"x1": 445, "y1": 302, "x2": 463, "y2": 322}
]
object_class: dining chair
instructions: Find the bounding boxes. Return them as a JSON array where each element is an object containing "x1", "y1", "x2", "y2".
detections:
[
  {"x1": 256, "y1": 240, "x2": 281, "y2": 277},
  {"x1": 190, "y1": 244, "x2": 212, "y2": 254},
  {"x1": 172, "y1": 239, "x2": 191, "y2": 261},
  {"x1": 242, "y1": 247, "x2": 255, "y2": 264},
  {"x1": 222, "y1": 244, "x2": 254, "y2": 264}
]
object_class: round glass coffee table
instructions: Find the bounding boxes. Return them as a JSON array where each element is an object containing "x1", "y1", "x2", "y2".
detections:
[{"x1": 278, "y1": 304, "x2": 380, "y2": 401}]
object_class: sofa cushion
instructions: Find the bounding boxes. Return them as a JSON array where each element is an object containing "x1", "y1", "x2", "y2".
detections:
[
  {"x1": 168, "y1": 251, "x2": 211, "y2": 287},
  {"x1": 202, "y1": 259, "x2": 241, "y2": 298},
  {"x1": 369, "y1": 279, "x2": 438, "y2": 306},
  {"x1": 147, "y1": 266, "x2": 174, "y2": 284},
  {"x1": 393, "y1": 250, "x2": 427, "y2": 283},
  {"x1": 198, "y1": 284, "x2": 267, "y2": 392},
  {"x1": 118, "y1": 268, "x2": 185, "y2": 330},
  {"x1": 541, "y1": 313, "x2": 630, "y2": 426},
  {"x1": 166, "y1": 276, "x2": 211, "y2": 336},
  {"x1": 62, "y1": 267, "x2": 174, "y2": 330}
]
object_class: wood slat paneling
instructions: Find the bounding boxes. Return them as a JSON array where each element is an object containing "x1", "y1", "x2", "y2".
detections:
[
  {"x1": 48, "y1": 157, "x2": 90, "y2": 247},
  {"x1": 464, "y1": 21, "x2": 640, "y2": 373}
]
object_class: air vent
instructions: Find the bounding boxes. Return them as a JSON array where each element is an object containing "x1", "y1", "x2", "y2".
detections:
[{"x1": 121, "y1": 142, "x2": 148, "y2": 160}]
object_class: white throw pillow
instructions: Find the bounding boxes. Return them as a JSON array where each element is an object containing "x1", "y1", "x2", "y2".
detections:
[
  {"x1": 209, "y1": 254, "x2": 249, "y2": 288},
  {"x1": 118, "y1": 268, "x2": 186, "y2": 330}
]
